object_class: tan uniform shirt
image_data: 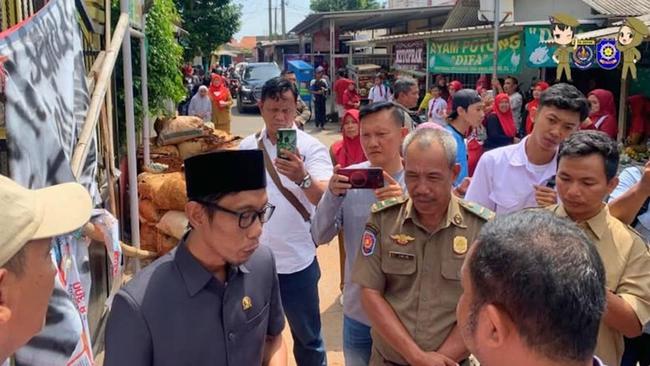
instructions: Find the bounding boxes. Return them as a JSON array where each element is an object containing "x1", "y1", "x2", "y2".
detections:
[
  {"x1": 352, "y1": 195, "x2": 492, "y2": 365},
  {"x1": 549, "y1": 204, "x2": 650, "y2": 366}
]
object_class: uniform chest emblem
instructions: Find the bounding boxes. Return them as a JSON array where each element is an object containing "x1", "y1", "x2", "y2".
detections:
[
  {"x1": 390, "y1": 234, "x2": 415, "y2": 245},
  {"x1": 242, "y1": 296, "x2": 253, "y2": 311},
  {"x1": 453, "y1": 214, "x2": 463, "y2": 226},
  {"x1": 362, "y1": 226, "x2": 378, "y2": 256},
  {"x1": 453, "y1": 236, "x2": 468, "y2": 255}
]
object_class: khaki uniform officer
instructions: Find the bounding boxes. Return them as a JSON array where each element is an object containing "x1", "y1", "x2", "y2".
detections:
[
  {"x1": 549, "y1": 204, "x2": 650, "y2": 366},
  {"x1": 353, "y1": 194, "x2": 493, "y2": 365}
]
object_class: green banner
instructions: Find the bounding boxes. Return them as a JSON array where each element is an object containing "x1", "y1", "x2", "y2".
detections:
[
  {"x1": 524, "y1": 26, "x2": 597, "y2": 68},
  {"x1": 427, "y1": 33, "x2": 523, "y2": 74}
]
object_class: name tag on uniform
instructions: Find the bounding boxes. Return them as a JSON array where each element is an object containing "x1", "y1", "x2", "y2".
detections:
[{"x1": 389, "y1": 251, "x2": 415, "y2": 260}]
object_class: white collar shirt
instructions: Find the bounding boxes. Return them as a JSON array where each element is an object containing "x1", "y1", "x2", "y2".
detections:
[
  {"x1": 368, "y1": 85, "x2": 392, "y2": 103},
  {"x1": 465, "y1": 136, "x2": 557, "y2": 215},
  {"x1": 239, "y1": 126, "x2": 333, "y2": 274}
]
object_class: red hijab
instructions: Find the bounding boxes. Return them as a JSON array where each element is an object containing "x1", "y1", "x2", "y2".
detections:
[
  {"x1": 588, "y1": 89, "x2": 616, "y2": 121},
  {"x1": 525, "y1": 81, "x2": 550, "y2": 135},
  {"x1": 447, "y1": 80, "x2": 463, "y2": 112},
  {"x1": 331, "y1": 109, "x2": 366, "y2": 168},
  {"x1": 493, "y1": 93, "x2": 517, "y2": 138},
  {"x1": 209, "y1": 74, "x2": 230, "y2": 108}
]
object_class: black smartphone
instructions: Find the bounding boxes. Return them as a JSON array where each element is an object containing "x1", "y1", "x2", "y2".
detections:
[
  {"x1": 277, "y1": 128, "x2": 297, "y2": 159},
  {"x1": 545, "y1": 175, "x2": 556, "y2": 189},
  {"x1": 338, "y1": 168, "x2": 384, "y2": 189}
]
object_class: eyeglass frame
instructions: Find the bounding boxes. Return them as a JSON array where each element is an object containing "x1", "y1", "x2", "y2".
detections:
[{"x1": 196, "y1": 200, "x2": 276, "y2": 229}]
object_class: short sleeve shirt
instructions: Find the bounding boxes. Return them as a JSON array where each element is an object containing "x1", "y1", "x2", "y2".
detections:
[
  {"x1": 103, "y1": 240, "x2": 285, "y2": 366},
  {"x1": 368, "y1": 85, "x2": 391, "y2": 103},
  {"x1": 239, "y1": 127, "x2": 333, "y2": 273},
  {"x1": 465, "y1": 136, "x2": 557, "y2": 215},
  {"x1": 549, "y1": 204, "x2": 650, "y2": 366},
  {"x1": 352, "y1": 195, "x2": 491, "y2": 364}
]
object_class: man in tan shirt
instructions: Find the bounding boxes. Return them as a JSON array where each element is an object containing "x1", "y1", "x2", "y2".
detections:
[
  {"x1": 549, "y1": 130, "x2": 650, "y2": 366},
  {"x1": 352, "y1": 128, "x2": 494, "y2": 366}
]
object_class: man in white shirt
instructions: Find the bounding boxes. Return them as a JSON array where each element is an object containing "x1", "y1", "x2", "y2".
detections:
[
  {"x1": 368, "y1": 74, "x2": 392, "y2": 104},
  {"x1": 465, "y1": 83, "x2": 589, "y2": 215},
  {"x1": 239, "y1": 77, "x2": 333, "y2": 366}
]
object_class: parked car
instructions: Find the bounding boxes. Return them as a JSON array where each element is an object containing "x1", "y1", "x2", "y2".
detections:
[{"x1": 237, "y1": 62, "x2": 281, "y2": 113}]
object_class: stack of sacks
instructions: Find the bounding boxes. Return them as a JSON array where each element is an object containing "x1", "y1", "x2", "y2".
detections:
[
  {"x1": 139, "y1": 116, "x2": 241, "y2": 173},
  {"x1": 136, "y1": 116, "x2": 242, "y2": 257},
  {"x1": 137, "y1": 172, "x2": 189, "y2": 256}
]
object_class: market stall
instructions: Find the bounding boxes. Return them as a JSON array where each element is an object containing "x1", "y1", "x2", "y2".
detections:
[{"x1": 347, "y1": 63, "x2": 382, "y2": 103}]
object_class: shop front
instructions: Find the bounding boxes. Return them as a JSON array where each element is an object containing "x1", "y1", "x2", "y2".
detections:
[{"x1": 427, "y1": 30, "x2": 524, "y2": 88}]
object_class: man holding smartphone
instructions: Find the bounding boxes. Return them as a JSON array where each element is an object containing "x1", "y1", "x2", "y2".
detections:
[
  {"x1": 239, "y1": 77, "x2": 332, "y2": 366},
  {"x1": 311, "y1": 101, "x2": 408, "y2": 366}
]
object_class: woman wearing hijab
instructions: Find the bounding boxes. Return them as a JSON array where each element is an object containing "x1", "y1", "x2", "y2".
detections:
[
  {"x1": 328, "y1": 108, "x2": 366, "y2": 296},
  {"x1": 187, "y1": 85, "x2": 213, "y2": 124},
  {"x1": 484, "y1": 93, "x2": 516, "y2": 151},
  {"x1": 581, "y1": 89, "x2": 617, "y2": 139},
  {"x1": 330, "y1": 109, "x2": 366, "y2": 168},
  {"x1": 342, "y1": 80, "x2": 361, "y2": 110},
  {"x1": 447, "y1": 80, "x2": 463, "y2": 114},
  {"x1": 208, "y1": 74, "x2": 233, "y2": 133},
  {"x1": 524, "y1": 81, "x2": 550, "y2": 135}
]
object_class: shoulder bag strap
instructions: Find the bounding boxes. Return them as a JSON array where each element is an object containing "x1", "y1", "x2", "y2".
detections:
[{"x1": 256, "y1": 132, "x2": 311, "y2": 222}]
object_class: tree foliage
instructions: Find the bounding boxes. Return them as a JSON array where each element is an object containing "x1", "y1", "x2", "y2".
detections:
[
  {"x1": 175, "y1": 0, "x2": 242, "y2": 59},
  {"x1": 111, "y1": 0, "x2": 185, "y2": 147},
  {"x1": 145, "y1": 0, "x2": 186, "y2": 116},
  {"x1": 309, "y1": 0, "x2": 381, "y2": 12}
]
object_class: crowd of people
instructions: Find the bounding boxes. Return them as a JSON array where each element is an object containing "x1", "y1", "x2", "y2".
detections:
[{"x1": 1, "y1": 64, "x2": 648, "y2": 366}]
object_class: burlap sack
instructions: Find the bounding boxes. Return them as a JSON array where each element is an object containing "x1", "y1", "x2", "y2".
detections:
[
  {"x1": 140, "y1": 223, "x2": 160, "y2": 253},
  {"x1": 139, "y1": 199, "x2": 161, "y2": 223},
  {"x1": 157, "y1": 231, "x2": 178, "y2": 255},
  {"x1": 155, "y1": 116, "x2": 206, "y2": 146},
  {"x1": 152, "y1": 173, "x2": 188, "y2": 211},
  {"x1": 177, "y1": 128, "x2": 242, "y2": 160},
  {"x1": 156, "y1": 211, "x2": 188, "y2": 240}
]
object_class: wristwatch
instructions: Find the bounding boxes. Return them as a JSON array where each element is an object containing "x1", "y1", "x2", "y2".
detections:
[{"x1": 297, "y1": 174, "x2": 312, "y2": 189}]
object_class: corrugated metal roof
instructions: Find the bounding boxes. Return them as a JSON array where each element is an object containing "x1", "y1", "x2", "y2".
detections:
[
  {"x1": 581, "y1": 0, "x2": 650, "y2": 16},
  {"x1": 290, "y1": 6, "x2": 453, "y2": 34},
  {"x1": 576, "y1": 13, "x2": 650, "y2": 39},
  {"x1": 442, "y1": 0, "x2": 487, "y2": 29}
]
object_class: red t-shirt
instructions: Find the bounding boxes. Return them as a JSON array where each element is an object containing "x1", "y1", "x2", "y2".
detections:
[{"x1": 334, "y1": 77, "x2": 352, "y2": 105}]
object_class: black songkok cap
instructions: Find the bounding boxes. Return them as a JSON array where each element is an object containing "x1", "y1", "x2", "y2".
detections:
[{"x1": 184, "y1": 150, "x2": 266, "y2": 199}]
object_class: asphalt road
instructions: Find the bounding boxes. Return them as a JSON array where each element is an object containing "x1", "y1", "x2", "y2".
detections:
[{"x1": 231, "y1": 103, "x2": 346, "y2": 366}]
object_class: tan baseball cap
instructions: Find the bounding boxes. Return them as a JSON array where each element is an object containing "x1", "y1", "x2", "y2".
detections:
[{"x1": 0, "y1": 175, "x2": 92, "y2": 266}]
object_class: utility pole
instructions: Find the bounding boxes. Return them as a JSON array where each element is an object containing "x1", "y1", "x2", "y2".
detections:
[
  {"x1": 274, "y1": 4, "x2": 278, "y2": 38},
  {"x1": 492, "y1": 0, "x2": 500, "y2": 80},
  {"x1": 281, "y1": 0, "x2": 286, "y2": 37},
  {"x1": 268, "y1": 0, "x2": 273, "y2": 40}
]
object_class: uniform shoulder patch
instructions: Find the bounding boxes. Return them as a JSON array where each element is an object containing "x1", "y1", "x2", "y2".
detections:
[
  {"x1": 362, "y1": 224, "x2": 379, "y2": 256},
  {"x1": 458, "y1": 199, "x2": 495, "y2": 221},
  {"x1": 371, "y1": 195, "x2": 407, "y2": 213}
]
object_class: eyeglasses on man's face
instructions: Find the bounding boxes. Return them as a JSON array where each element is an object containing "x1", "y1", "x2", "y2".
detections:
[{"x1": 198, "y1": 201, "x2": 276, "y2": 229}]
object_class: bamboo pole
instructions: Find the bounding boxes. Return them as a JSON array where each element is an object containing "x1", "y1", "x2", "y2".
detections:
[
  {"x1": 105, "y1": 0, "x2": 116, "y2": 176},
  {"x1": 70, "y1": 13, "x2": 129, "y2": 178},
  {"x1": 99, "y1": 104, "x2": 118, "y2": 215},
  {"x1": 83, "y1": 223, "x2": 157, "y2": 260}
]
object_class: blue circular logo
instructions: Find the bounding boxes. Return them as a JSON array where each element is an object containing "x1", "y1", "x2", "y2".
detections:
[
  {"x1": 596, "y1": 39, "x2": 620, "y2": 70},
  {"x1": 573, "y1": 45, "x2": 595, "y2": 70}
]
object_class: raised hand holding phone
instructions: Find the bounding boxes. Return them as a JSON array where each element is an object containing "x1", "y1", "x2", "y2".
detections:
[
  {"x1": 328, "y1": 165, "x2": 353, "y2": 196},
  {"x1": 374, "y1": 171, "x2": 403, "y2": 201}
]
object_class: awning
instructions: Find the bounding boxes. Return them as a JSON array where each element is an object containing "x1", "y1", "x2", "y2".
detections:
[
  {"x1": 576, "y1": 13, "x2": 650, "y2": 39},
  {"x1": 290, "y1": 6, "x2": 453, "y2": 35},
  {"x1": 347, "y1": 24, "x2": 524, "y2": 47},
  {"x1": 580, "y1": 0, "x2": 650, "y2": 16}
]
